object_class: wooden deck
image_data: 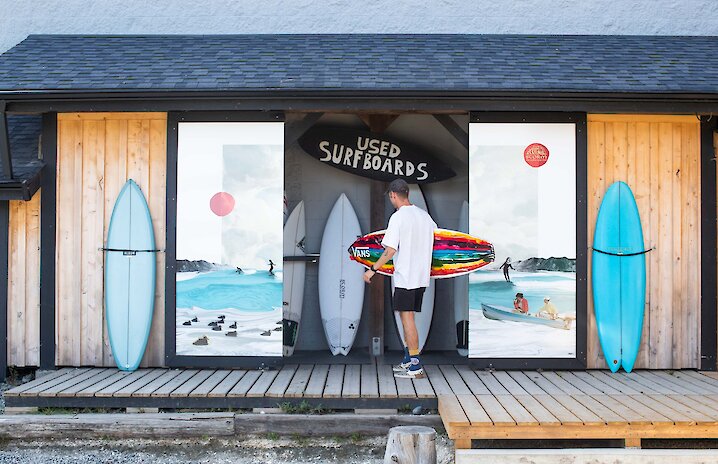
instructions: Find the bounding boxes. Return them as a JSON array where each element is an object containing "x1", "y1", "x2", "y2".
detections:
[
  {"x1": 440, "y1": 369, "x2": 718, "y2": 448},
  {"x1": 6, "y1": 366, "x2": 718, "y2": 448}
]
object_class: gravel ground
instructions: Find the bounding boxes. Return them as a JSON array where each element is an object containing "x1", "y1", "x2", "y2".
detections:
[{"x1": 0, "y1": 435, "x2": 456, "y2": 464}]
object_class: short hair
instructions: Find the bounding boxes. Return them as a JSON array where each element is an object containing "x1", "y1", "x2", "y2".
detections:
[{"x1": 387, "y1": 178, "x2": 410, "y2": 198}]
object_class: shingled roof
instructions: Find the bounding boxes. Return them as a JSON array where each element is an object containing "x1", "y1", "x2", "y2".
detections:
[{"x1": 0, "y1": 34, "x2": 716, "y2": 94}]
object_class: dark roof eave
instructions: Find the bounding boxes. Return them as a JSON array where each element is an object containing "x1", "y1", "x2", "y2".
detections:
[{"x1": 0, "y1": 163, "x2": 43, "y2": 201}]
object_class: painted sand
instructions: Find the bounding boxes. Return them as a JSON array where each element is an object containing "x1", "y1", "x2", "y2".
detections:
[
  {"x1": 469, "y1": 270, "x2": 576, "y2": 358},
  {"x1": 176, "y1": 269, "x2": 283, "y2": 356}
]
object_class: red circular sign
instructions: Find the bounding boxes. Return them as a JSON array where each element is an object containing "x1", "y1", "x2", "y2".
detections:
[
  {"x1": 524, "y1": 143, "x2": 549, "y2": 168},
  {"x1": 209, "y1": 192, "x2": 235, "y2": 217}
]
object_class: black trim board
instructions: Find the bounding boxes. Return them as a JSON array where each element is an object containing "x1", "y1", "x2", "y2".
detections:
[
  {"x1": 701, "y1": 116, "x2": 717, "y2": 371},
  {"x1": 4, "y1": 394, "x2": 437, "y2": 410},
  {"x1": 164, "y1": 111, "x2": 286, "y2": 369},
  {"x1": 467, "y1": 112, "x2": 588, "y2": 370},
  {"x1": 39, "y1": 113, "x2": 57, "y2": 370},
  {"x1": 4, "y1": 90, "x2": 718, "y2": 114},
  {"x1": 0, "y1": 201, "x2": 8, "y2": 382}
]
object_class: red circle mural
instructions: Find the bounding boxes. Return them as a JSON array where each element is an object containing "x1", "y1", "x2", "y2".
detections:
[
  {"x1": 209, "y1": 192, "x2": 235, "y2": 217},
  {"x1": 524, "y1": 143, "x2": 550, "y2": 168}
]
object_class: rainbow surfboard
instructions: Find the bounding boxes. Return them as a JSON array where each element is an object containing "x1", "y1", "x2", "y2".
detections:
[{"x1": 348, "y1": 229, "x2": 494, "y2": 278}]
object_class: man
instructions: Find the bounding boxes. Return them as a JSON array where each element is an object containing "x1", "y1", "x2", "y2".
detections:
[
  {"x1": 513, "y1": 292, "x2": 529, "y2": 314},
  {"x1": 499, "y1": 257, "x2": 514, "y2": 282},
  {"x1": 538, "y1": 296, "x2": 559, "y2": 319},
  {"x1": 363, "y1": 179, "x2": 437, "y2": 379}
]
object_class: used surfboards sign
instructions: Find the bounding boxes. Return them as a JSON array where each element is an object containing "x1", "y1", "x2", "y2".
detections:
[{"x1": 298, "y1": 126, "x2": 455, "y2": 183}]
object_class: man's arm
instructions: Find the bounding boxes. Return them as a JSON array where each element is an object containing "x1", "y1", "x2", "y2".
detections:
[{"x1": 363, "y1": 246, "x2": 396, "y2": 283}]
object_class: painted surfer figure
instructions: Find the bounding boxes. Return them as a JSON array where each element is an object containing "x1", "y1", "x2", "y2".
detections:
[{"x1": 363, "y1": 178, "x2": 437, "y2": 379}]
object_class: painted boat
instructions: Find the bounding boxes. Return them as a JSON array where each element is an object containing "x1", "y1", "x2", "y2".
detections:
[
  {"x1": 349, "y1": 230, "x2": 494, "y2": 279},
  {"x1": 592, "y1": 181, "x2": 646, "y2": 373},
  {"x1": 104, "y1": 179, "x2": 156, "y2": 371},
  {"x1": 480, "y1": 303, "x2": 570, "y2": 330}
]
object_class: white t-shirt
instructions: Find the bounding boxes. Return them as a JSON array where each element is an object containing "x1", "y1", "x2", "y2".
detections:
[{"x1": 381, "y1": 204, "x2": 437, "y2": 289}]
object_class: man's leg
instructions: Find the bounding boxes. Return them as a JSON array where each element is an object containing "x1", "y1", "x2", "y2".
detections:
[{"x1": 400, "y1": 311, "x2": 419, "y2": 354}]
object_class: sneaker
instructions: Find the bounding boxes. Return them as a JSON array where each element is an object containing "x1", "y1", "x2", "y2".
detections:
[
  {"x1": 394, "y1": 363, "x2": 425, "y2": 379},
  {"x1": 392, "y1": 360, "x2": 412, "y2": 372},
  {"x1": 392, "y1": 347, "x2": 412, "y2": 372}
]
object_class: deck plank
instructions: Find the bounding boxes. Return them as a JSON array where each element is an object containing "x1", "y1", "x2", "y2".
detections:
[
  {"x1": 360, "y1": 363, "x2": 379, "y2": 398},
  {"x1": 585, "y1": 371, "x2": 642, "y2": 394},
  {"x1": 649, "y1": 394, "x2": 718, "y2": 424},
  {"x1": 438, "y1": 365, "x2": 472, "y2": 395},
  {"x1": 411, "y1": 370, "x2": 435, "y2": 398},
  {"x1": 553, "y1": 371, "x2": 604, "y2": 395},
  {"x1": 56, "y1": 369, "x2": 118, "y2": 397},
  {"x1": 453, "y1": 365, "x2": 491, "y2": 395},
  {"x1": 227, "y1": 370, "x2": 262, "y2": 397},
  {"x1": 494, "y1": 394, "x2": 540, "y2": 426},
  {"x1": 539, "y1": 371, "x2": 585, "y2": 395},
  {"x1": 5, "y1": 369, "x2": 75, "y2": 396},
  {"x1": 394, "y1": 369, "x2": 417, "y2": 399},
  {"x1": 170, "y1": 370, "x2": 216, "y2": 397},
  {"x1": 642, "y1": 370, "x2": 709, "y2": 394},
  {"x1": 530, "y1": 394, "x2": 584, "y2": 425},
  {"x1": 113, "y1": 369, "x2": 169, "y2": 397},
  {"x1": 284, "y1": 364, "x2": 314, "y2": 398},
  {"x1": 492, "y1": 371, "x2": 528, "y2": 396},
  {"x1": 550, "y1": 394, "x2": 603, "y2": 424},
  {"x1": 265, "y1": 365, "x2": 299, "y2": 398},
  {"x1": 456, "y1": 394, "x2": 492, "y2": 425},
  {"x1": 437, "y1": 394, "x2": 469, "y2": 428},
  {"x1": 151, "y1": 370, "x2": 200, "y2": 397},
  {"x1": 475, "y1": 371, "x2": 509, "y2": 395},
  {"x1": 520, "y1": 371, "x2": 563, "y2": 395},
  {"x1": 506, "y1": 372, "x2": 547, "y2": 395},
  {"x1": 377, "y1": 364, "x2": 398, "y2": 399},
  {"x1": 569, "y1": 394, "x2": 626, "y2": 425},
  {"x1": 322, "y1": 365, "x2": 344, "y2": 398},
  {"x1": 38, "y1": 369, "x2": 113, "y2": 397},
  {"x1": 20, "y1": 369, "x2": 91, "y2": 396},
  {"x1": 513, "y1": 395, "x2": 561, "y2": 425},
  {"x1": 304, "y1": 365, "x2": 330, "y2": 398},
  {"x1": 208, "y1": 370, "x2": 246, "y2": 398},
  {"x1": 189, "y1": 370, "x2": 232, "y2": 398},
  {"x1": 246, "y1": 369, "x2": 279, "y2": 398},
  {"x1": 633, "y1": 370, "x2": 700, "y2": 394},
  {"x1": 614, "y1": 371, "x2": 675, "y2": 394},
  {"x1": 669, "y1": 371, "x2": 718, "y2": 394},
  {"x1": 572, "y1": 371, "x2": 623, "y2": 394},
  {"x1": 341, "y1": 365, "x2": 361, "y2": 398},
  {"x1": 133, "y1": 370, "x2": 183, "y2": 397},
  {"x1": 475, "y1": 394, "x2": 515, "y2": 426},
  {"x1": 611, "y1": 395, "x2": 673, "y2": 424},
  {"x1": 424, "y1": 365, "x2": 453, "y2": 396},
  {"x1": 95, "y1": 370, "x2": 157, "y2": 398}
]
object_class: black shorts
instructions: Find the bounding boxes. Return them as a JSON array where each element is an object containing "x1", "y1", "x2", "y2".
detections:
[{"x1": 393, "y1": 287, "x2": 426, "y2": 312}]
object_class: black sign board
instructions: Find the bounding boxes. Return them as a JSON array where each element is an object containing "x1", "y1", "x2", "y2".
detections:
[{"x1": 298, "y1": 126, "x2": 455, "y2": 183}]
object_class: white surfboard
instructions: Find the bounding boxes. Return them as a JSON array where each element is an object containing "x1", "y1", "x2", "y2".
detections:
[
  {"x1": 454, "y1": 201, "x2": 470, "y2": 356},
  {"x1": 283, "y1": 201, "x2": 305, "y2": 356},
  {"x1": 319, "y1": 194, "x2": 364, "y2": 355},
  {"x1": 391, "y1": 185, "x2": 436, "y2": 354}
]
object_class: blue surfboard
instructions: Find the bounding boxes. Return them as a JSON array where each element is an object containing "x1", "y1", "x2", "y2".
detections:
[
  {"x1": 592, "y1": 181, "x2": 646, "y2": 373},
  {"x1": 104, "y1": 180, "x2": 157, "y2": 371}
]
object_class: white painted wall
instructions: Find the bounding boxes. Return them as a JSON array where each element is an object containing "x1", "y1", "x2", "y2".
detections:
[{"x1": 1, "y1": 0, "x2": 717, "y2": 54}]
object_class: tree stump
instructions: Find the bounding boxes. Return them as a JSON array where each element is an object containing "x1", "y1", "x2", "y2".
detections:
[{"x1": 384, "y1": 425, "x2": 436, "y2": 464}]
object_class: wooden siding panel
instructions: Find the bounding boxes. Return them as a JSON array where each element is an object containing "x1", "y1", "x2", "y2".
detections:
[
  {"x1": 53, "y1": 113, "x2": 167, "y2": 367},
  {"x1": 587, "y1": 115, "x2": 701, "y2": 369}
]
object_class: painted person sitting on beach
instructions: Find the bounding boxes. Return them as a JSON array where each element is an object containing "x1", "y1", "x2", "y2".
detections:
[
  {"x1": 538, "y1": 296, "x2": 559, "y2": 319},
  {"x1": 513, "y1": 292, "x2": 529, "y2": 314}
]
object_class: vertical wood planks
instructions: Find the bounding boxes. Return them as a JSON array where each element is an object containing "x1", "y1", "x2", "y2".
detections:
[
  {"x1": 53, "y1": 113, "x2": 167, "y2": 367},
  {"x1": 587, "y1": 115, "x2": 701, "y2": 369}
]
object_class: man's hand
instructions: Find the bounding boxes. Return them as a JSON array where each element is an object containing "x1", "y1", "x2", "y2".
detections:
[{"x1": 363, "y1": 269, "x2": 375, "y2": 284}]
